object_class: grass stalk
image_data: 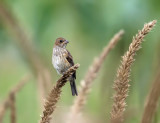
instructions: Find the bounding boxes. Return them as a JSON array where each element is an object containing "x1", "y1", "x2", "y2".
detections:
[
  {"x1": 0, "y1": 75, "x2": 30, "y2": 123},
  {"x1": 40, "y1": 64, "x2": 80, "y2": 123},
  {"x1": 10, "y1": 93, "x2": 16, "y2": 123},
  {"x1": 110, "y1": 20, "x2": 157, "y2": 123},
  {"x1": 141, "y1": 70, "x2": 160, "y2": 123},
  {"x1": 68, "y1": 30, "x2": 124, "y2": 123}
]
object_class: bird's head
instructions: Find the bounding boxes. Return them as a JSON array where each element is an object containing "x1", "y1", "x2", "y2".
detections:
[{"x1": 54, "y1": 37, "x2": 69, "y2": 48}]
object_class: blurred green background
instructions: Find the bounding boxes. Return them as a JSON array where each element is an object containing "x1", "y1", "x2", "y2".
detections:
[{"x1": 0, "y1": 0, "x2": 160, "y2": 123}]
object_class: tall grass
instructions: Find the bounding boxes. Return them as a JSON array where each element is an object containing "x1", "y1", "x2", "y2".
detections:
[
  {"x1": 67, "y1": 30, "x2": 124, "y2": 123},
  {"x1": 0, "y1": 16, "x2": 159, "y2": 123},
  {"x1": 110, "y1": 20, "x2": 157, "y2": 123},
  {"x1": 40, "y1": 64, "x2": 80, "y2": 123}
]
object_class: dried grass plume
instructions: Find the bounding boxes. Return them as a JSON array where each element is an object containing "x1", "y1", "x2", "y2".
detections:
[
  {"x1": 40, "y1": 64, "x2": 80, "y2": 123},
  {"x1": 110, "y1": 20, "x2": 157, "y2": 123},
  {"x1": 68, "y1": 30, "x2": 124, "y2": 123}
]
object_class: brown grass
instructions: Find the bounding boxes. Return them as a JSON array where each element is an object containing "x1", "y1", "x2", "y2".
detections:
[
  {"x1": 67, "y1": 30, "x2": 124, "y2": 123},
  {"x1": 110, "y1": 20, "x2": 157, "y2": 123},
  {"x1": 141, "y1": 70, "x2": 160, "y2": 123},
  {"x1": 0, "y1": 75, "x2": 30, "y2": 123},
  {"x1": 40, "y1": 64, "x2": 80, "y2": 123}
]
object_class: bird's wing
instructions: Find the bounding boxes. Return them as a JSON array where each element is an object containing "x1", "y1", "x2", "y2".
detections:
[
  {"x1": 66, "y1": 50, "x2": 74, "y2": 66},
  {"x1": 66, "y1": 50, "x2": 76, "y2": 79}
]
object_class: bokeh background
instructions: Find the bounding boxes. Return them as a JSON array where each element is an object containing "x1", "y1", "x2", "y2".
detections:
[{"x1": 0, "y1": 0, "x2": 160, "y2": 123}]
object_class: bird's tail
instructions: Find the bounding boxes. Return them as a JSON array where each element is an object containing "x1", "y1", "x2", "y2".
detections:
[{"x1": 70, "y1": 79, "x2": 78, "y2": 96}]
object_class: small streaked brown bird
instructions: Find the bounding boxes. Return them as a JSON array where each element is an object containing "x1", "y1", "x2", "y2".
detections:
[{"x1": 52, "y1": 37, "x2": 78, "y2": 96}]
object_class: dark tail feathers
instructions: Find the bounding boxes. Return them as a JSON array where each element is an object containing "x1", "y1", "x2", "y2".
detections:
[{"x1": 70, "y1": 79, "x2": 78, "y2": 96}]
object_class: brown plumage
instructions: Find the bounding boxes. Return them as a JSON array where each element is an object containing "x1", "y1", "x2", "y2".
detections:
[{"x1": 52, "y1": 37, "x2": 78, "y2": 96}]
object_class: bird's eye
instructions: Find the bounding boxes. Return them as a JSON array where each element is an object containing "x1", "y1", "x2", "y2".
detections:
[{"x1": 59, "y1": 40, "x2": 63, "y2": 43}]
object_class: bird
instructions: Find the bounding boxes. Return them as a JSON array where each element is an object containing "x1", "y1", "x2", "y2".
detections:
[{"x1": 52, "y1": 37, "x2": 78, "y2": 96}]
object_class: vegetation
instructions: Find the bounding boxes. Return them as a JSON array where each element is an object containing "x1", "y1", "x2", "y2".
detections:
[{"x1": 0, "y1": 1, "x2": 160, "y2": 123}]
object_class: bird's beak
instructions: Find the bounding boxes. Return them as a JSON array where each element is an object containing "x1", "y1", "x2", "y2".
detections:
[{"x1": 64, "y1": 40, "x2": 69, "y2": 44}]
